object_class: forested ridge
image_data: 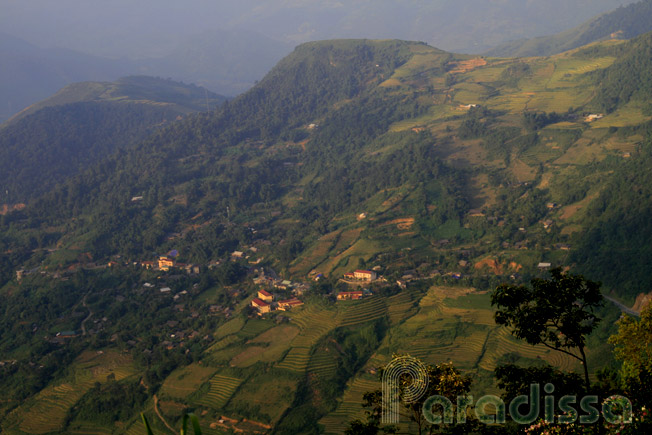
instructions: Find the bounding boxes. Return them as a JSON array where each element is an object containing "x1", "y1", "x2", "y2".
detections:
[{"x1": 486, "y1": 0, "x2": 652, "y2": 57}]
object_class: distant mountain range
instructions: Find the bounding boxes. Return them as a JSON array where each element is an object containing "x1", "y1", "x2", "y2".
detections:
[
  {"x1": 0, "y1": 0, "x2": 638, "y2": 123},
  {"x1": 0, "y1": 75, "x2": 223, "y2": 200},
  {"x1": 486, "y1": 0, "x2": 652, "y2": 57},
  {"x1": 0, "y1": 30, "x2": 289, "y2": 123}
]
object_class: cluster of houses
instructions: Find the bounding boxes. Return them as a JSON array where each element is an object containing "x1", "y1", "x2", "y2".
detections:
[
  {"x1": 336, "y1": 290, "x2": 364, "y2": 300},
  {"x1": 251, "y1": 289, "x2": 304, "y2": 315}
]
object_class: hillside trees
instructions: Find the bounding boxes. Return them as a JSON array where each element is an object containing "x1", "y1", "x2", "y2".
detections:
[
  {"x1": 609, "y1": 305, "x2": 652, "y2": 410},
  {"x1": 491, "y1": 268, "x2": 604, "y2": 389}
]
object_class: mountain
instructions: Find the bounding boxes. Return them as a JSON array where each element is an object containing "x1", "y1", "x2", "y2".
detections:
[
  {"x1": 0, "y1": 31, "x2": 286, "y2": 123},
  {"x1": 6, "y1": 75, "x2": 225, "y2": 125},
  {"x1": 0, "y1": 32, "x2": 136, "y2": 123},
  {"x1": 5, "y1": 35, "x2": 652, "y2": 299},
  {"x1": 1, "y1": 1, "x2": 636, "y2": 122},
  {"x1": 0, "y1": 76, "x2": 224, "y2": 201},
  {"x1": 486, "y1": 0, "x2": 652, "y2": 57},
  {"x1": 1, "y1": 36, "x2": 652, "y2": 433}
]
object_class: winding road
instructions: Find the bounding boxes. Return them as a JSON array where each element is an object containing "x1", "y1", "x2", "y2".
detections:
[
  {"x1": 80, "y1": 293, "x2": 93, "y2": 335},
  {"x1": 604, "y1": 295, "x2": 640, "y2": 317}
]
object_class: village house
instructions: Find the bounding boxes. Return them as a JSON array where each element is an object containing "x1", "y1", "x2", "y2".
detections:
[
  {"x1": 337, "y1": 291, "x2": 364, "y2": 301},
  {"x1": 141, "y1": 261, "x2": 155, "y2": 269},
  {"x1": 538, "y1": 262, "x2": 552, "y2": 269},
  {"x1": 343, "y1": 272, "x2": 356, "y2": 280},
  {"x1": 251, "y1": 298, "x2": 271, "y2": 314},
  {"x1": 158, "y1": 256, "x2": 174, "y2": 271},
  {"x1": 274, "y1": 280, "x2": 293, "y2": 290},
  {"x1": 257, "y1": 289, "x2": 273, "y2": 303},
  {"x1": 277, "y1": 298, "x2": 304, "y2": 310},
  {"x1": 354, "y1": 270, "x2": 377, "y2": 281}
]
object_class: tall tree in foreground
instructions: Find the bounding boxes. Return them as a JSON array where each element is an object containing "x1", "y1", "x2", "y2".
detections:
[
  {"x1": 491, "y1": 268, "x2": 603, "y2": 390},
  {"x1": 609, "y1": 304, "x2": 652, "y2": 412}
]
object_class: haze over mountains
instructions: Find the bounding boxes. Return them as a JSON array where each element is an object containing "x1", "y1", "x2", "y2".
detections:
[
  {"x1": 487, "y1": 0, "x2": 652, "y2": 57},
  {"x1": 0, "y1": 0, "x2": 643, "y2": 122}
]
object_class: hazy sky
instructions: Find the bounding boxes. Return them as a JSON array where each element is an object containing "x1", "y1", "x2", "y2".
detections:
[
  {"x1": 1, "y1": 0, "x2": 636, "y2": 57},
  {"x1": 0, "y1": 1, "x2": 266, "y2": 57}
]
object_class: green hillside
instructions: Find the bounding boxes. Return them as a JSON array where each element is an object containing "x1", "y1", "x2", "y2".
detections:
[
  {"x1": 0, "y1": 76, "x2": 224, "y2": 201},
  {"x1": 5, "y1": 75, "x2": 225, "y2": 125},
  {"x1": 1, "y1": 36, "x2": 652, "y2": 433},
  {"x1": 486, "y1": 0, "x2": 652, "y2": 57}
]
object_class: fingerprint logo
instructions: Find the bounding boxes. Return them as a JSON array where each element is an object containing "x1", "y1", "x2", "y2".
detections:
[{"x1": 382, "y1": 355, "x2": 429, "y2": 423}]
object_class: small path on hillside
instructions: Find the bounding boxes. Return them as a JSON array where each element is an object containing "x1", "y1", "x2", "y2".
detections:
[
  {"x1": 80, "y1": 293, "x2": 93, "y2": 336},
  {"x1": 153, "y1": 394, "x2": 176, "y2": 434}
]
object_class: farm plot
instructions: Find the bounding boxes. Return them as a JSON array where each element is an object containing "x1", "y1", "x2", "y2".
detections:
[
  {"x1": 338, "y1": 296, "x2": 387, "y2": 327},
  {"x1": 161, "y1": 363, "x2": 217, "y2": 399},
  {"x1": 277, "y1": 304, "x2": 341, "y2": 372},
  {"x1": 7, "y1": 351, "x2": 136, "y2": 435},
  {"x1": 212, "y1": 316, "x2": 245, "y2": 341},
  {"x1": 227, "y1": 371, "x2": 299, "y2": 425},
  {"x1": 307, "y1": 348, "x2": 339, "y2": 380},
  {"x1": 195, "y1": 374, "x2": 243, "y2": 409},
  {"x1": 231, "y1": 325, "x2": 299, "y2": 368},
  {"x1": 319, "y1": 376, "x2": 380, "y2": 434},
  {"x1": 387, "y1": 289, "x2": 421, "y2": 325},
  {"x1": 237, "y1": 318, "x2": 274, "y2": 339}
]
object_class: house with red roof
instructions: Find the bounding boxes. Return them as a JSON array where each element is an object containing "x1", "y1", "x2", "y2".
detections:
[
  {"x1": 251, "y1": 298, "x2": 271, "y2": 314},
  {"x1": 257, "y1": 289, "x2": 273, "y2": 303},
  {"x1": 277, "y1": 298, "x2": 304, "y2": 310}
]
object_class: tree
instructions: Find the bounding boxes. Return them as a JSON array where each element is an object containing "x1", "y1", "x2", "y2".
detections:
[
  {"x1": 609, "y1": 304, "x2": 652, "y2": 409},
  {"x1": 491, "y1": 268, "x2": 603, "y2": 390},
  {"x1": 344, "y1": 391, "x2": 397, "y2": 435},
  {"x1": 346, "y1": 356, "x2": 474, "y2": 435}
]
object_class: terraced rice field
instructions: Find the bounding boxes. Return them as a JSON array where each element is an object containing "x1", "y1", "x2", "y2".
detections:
[
  {"x1": 289, "y1": 305, "x2": 340, "y2": 348},
  {"x1": 276, "y1": 346, "x2": 312, "y2": 372},
  {"x1": 307, "y1": 349, "x2": 339, "y2": 379},
  {"x1": 387, "y1": 289, "x2": 420, "y2": 325},
  {"x1": 276, "y1": 304, "x2": 342, "y2": 371},
  {"x1": 319, "y1": 376, "x2": 380, "y2": 434},
  {"x1": 290, "y1": 229, "x2": 341, "y2": 275},
  {"x1": 231, "y1": 325, "x2": 300, "y2": 368},
  {"x1": 195, "y1": 374, "x2": 243, "y2": 409},
  {"x1": 8, "y1": 351, "x2": 136, "y2": 434},
  {"x1": 338, "y1": 296, "x2": 387, "y2": 327},
  {"x1": 17, "y1": 382, "x2": 92, "y2": 434}
]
